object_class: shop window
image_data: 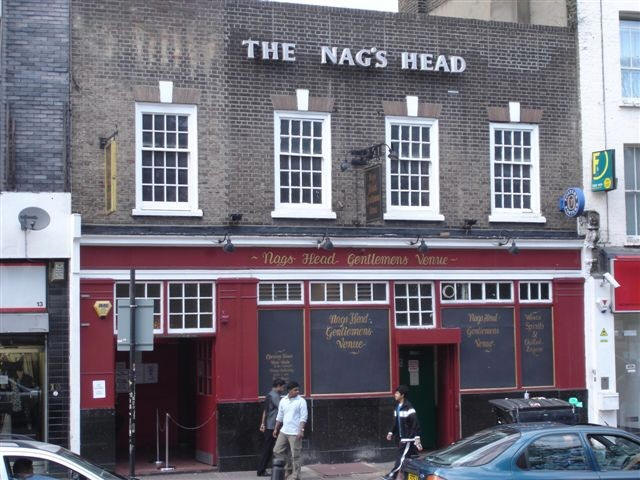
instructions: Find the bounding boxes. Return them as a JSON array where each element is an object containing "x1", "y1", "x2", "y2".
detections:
[
  {"x1": 258, "y1": 282, "x2": 303, "y2": 304},
  {"x1": 394, "y1": 282, "x2": 434, "y2": 328},
  {"x1": 272, "y1": 111, "x2": 335, "y2": 219},
  {"x1": 517, "y1": 434, "x2": 589, "y2": 470},
  {"x1": 384, "y1": 117, "x2": 442, "y2": 221},
  {"x1": 620, "y1": 20, "x2": 640, "y2": 101},
  {"x1": 519, "y1": 281, "x2": 552, "y2": 302},
  {"x1": 197, "y1": 342, "x2": 212, "y2": 395},
  {"x1": 309, "y1": 282, "x2": 387, "y2": 304},
  {"x1": 441, "y1": 281, "x2": 512, "y2": 303},
  {"x1": 625, "y1": 146, "x2": 640, "y2": 236},
  {"x1": 114, "y1": 282, "x2": 162, "y2": 333},
  {"x1": 133, "y1": 103, "x2": 201, "y2": 217},
  {"x1": 168, "y1": 282, "x2": 215, "y2": 333},
  {"x1": 489, "y1": 123, "x2": 544, "y2": 224},
  {"x1": 588, "y1": 434, "x2": 640, "y2": 471}
]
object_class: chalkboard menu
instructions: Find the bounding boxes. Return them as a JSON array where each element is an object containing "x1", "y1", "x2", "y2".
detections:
[
  {"x1": 442, "y1": 308, "x2": 516, "y2": 389},
  {"x1": 310, "y1": 309, "x2": 390, "y2": 394},
  {"x1": 520, "y1": 307, "x2": 554, "y2": 387},
  {"x1": 258, "y1": 310, "x2": 305, "y2": 395}
]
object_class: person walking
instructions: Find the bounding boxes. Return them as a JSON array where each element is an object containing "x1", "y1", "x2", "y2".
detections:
[
  {"x1": 257, "y1": 378, "x2": 286, "y2": 476},
  {"x1": 273, "y1": 381, "x2": 308, "y2": 480},
  {"x1": 383, "y1": 385, "x2": 422, "y2": 480}
]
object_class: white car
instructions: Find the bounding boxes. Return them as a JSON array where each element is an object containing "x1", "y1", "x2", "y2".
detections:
[{"x1": 0, "y1": 438, "x2": 124, "y2": 480}]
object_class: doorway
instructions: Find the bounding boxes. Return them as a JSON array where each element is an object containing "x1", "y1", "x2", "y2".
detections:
[
  {"x1": 115, "y1": 337, "x2": 216, "y2": 470},
  {"x1": 399, "y1": 347, "x2": 437, "y2": 450}
]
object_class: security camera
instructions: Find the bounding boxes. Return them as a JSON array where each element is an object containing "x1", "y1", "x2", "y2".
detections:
[{"x1": 603, "y1": 272, "x2": 620, "y2": 289}]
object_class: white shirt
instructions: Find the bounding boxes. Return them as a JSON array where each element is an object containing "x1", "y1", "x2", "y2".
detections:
[{"x1": 276, "y1": 394, "x2": 308, "y2": 435}]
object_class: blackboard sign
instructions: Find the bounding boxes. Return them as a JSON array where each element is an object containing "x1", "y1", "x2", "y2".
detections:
[
  {"x1": 520, "y1": 307, "x2": 554, "y2": 387},
  {"x1": 311, "y1": 309, "x2": 390, "y2": 394},
  {"x1": 442, "y1": 308, "x2": 515, "y2": 389},
  {"x1": 258, "y1": 310, "x2": 305, "y2": 395}
]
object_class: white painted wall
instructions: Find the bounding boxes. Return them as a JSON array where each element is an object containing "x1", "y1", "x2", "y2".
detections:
[
  {"x1": 0, "y1": 192, "x2": 74, "y2": 259},
  {"x1": 577, "y1": 0, "x2": 640, "y2": 426}
]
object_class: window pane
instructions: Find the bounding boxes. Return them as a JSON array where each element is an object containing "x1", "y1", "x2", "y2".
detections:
[
  {"x1": 524, "y1": 434, "x2": 588, "y2": 470},
  {"x1": 310, "y1": 283, "x2": 324, "y2": 301},
  {"x1": 588, "y1": 434, "x2": 640, "y2": 471}
]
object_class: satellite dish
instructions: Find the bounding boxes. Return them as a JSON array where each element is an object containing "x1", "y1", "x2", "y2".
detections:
[{"x1": 18, "y1": 207, "x2": 50, "y2": 231}]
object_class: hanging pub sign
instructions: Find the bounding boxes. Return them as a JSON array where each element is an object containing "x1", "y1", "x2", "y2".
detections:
[
  {"x1": 558, "y1": 187, "x2": 586, "y2": 218},
  {"x1": 591, "y1": 149, "x2": 617, "y2": 192},
  {"x1": 365, "y1": 165, "x2": 383, "y2": 223},
  {"x1": 241, "y1": 40, "x2": 467, "y2": 73}
]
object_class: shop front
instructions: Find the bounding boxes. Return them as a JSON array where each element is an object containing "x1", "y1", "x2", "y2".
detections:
[
  {"x1": 612, "y1": 256, "x2": 640, "y2": 434},
  {"x1": 79, "y1": 240, "x2": 585, "y2": 470}
]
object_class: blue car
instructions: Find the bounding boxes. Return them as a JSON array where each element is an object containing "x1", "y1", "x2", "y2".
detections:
[{"x1": 402, "y1": 423, "x2": 640, "y2": 480}]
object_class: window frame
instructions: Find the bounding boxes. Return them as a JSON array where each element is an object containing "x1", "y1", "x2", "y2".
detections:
[
  {"x1": 489, "y1": 122, "x2": 545, "y2": 224},
  {"x1": 113, "y1": 281, "x2": 163, "y2": 334},
  {"x1": 309, "y1": 281, "x2": 389, "y2": 305},
  {"x1": 133, "y1": 103, "x2": 202, "y2": 217},
  {"x1": 518, "y1": 281, "x2": 553, "y2": 303},
  {"x1": 272, "y1": 110, "x2": 335, "y2": 219},
  {"x1": 167, "y1": 281, "x2": 216, "y2": 334},
  {"x1": 620, "y1": 19, "x2": 640, "y2": 102},
  {"x1": 393, "y1": 282, "x2": 436, "y2": 329},
  {"x1": 257, "y1": 281, "x2": 304, "y2": 305},
  {"x1": 625, "y1": 145, "x2": 640, "y2": 239},
  {"x1": 440, "y1": 281, "x2": 513, "y2": 303},
  {"x1": 384, "y1": 116, "x2": 443, "y2": 221}
]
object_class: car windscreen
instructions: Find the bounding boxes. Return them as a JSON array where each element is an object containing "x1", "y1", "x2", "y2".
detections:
[
  {"x1": 44, "y1": 447, "x2": 126, "y2": 480},
  {"x1": 423, "y1": 428, "x2": 521, "y2": 466}
]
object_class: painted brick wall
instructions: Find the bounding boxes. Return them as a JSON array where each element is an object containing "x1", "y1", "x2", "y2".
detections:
[
  {"x1": 0, "y1": 0, "x2": 69, "y2": 192},
  {"x1": 71, "y1": 0, "x2": 580, "y2": 233}
]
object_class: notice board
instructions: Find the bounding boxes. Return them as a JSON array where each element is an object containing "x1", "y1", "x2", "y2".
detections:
[
  {"x1": 520, "y1": 307, "x2": 554, "y2": 387},
  {"x1": 310, "y1": 309, "x2": 390, "y2": 394},
  {"x1": 442, "y1": 307, "x2": 516, "y2": 389},
  {"x1": 258, "y1": 310, "x2": 305, "y2": 395}
]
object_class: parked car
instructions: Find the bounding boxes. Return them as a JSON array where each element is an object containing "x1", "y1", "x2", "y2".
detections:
[
  {"x1": 402, "y1": 423, "x2": 640, "y2": 480},
  {"x1": 0, "y1": 437, "x2": 124, "y2": 480}
]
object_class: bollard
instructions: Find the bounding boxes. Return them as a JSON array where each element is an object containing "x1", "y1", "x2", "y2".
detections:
[{"x1": 271, "y1": 457, "x2": 285, "y2": 480}]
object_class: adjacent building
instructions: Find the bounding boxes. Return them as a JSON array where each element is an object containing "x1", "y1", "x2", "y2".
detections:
[
  {"x1": 576, "y1": 0, "x2": 640, "y2": 433},
  {"x1": 71, "y1": 0, "x2": 585, "y2": 470},
  {"x1": 0, "y1": 0, "x2": 78, "y2": 451}
]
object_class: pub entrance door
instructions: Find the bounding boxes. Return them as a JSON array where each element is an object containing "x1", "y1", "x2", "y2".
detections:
[{"x1": 399, "y1": 347, "x2": 437, "y2": 450}]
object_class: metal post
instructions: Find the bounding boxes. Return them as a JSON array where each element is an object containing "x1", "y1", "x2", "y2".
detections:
[
  {"x1": 161, "y1": 412, "x2": 175, "y2": 471},
  {"x1": 154, "y1": 409, "x2": 163, "y2": 466},
  {"x1": 128, "y1": 269, "x2": 137, "y2": 479}
]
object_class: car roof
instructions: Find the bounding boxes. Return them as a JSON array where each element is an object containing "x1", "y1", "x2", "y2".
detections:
[
  {"x1": 486, "y1": 422, "x2": 640, "y2": 438},
  {"x1": 0, "y1": 438, "x2": 63, "y2": 453}
]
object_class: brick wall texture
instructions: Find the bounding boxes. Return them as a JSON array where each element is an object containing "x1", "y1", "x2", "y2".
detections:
[
  {"x1": 0, "y1": 0, "x2": 70, "y2": 192},
  {"x1": 71, "y1": 0, "x2": 580, "y2": 233}
]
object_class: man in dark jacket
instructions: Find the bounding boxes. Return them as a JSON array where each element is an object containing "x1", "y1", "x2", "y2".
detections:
[
  {"x1": 257, "y1": 378, "x2": 286, "y2": 476},
  {"x1": 383, "y1": 385, "x2": 422, "y2": 480}
]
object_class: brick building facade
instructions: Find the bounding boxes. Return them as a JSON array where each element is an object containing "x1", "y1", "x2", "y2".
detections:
[
  {"x1": 0, "y1": 0, "x2": 74, "y2": 451},
  {"x1": 72, "y1": 0, "x2": 586, "y2": 470}
]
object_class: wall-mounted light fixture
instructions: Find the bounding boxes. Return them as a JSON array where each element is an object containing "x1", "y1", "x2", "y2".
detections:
[
  {"x1": 410, "y1": 236, "x2": 429, "y2": 253},
  {"x1": 228, "y1": 213, "x2": 243, "y2": 223},
  {"x1": 342, "y1": 143, "x2": 398, "y2": 171},
  {"x1": 317, "y1": 233, "x2": 333, "y2": 251},
  {"x1": 218, "y1": 233, "x2": 235, "y2": 253},
  {"x1": 462, "y1": 218, "x2": 477, "y2": 234},
  {"x1": 498, "y1": 230, "x2": 520, "y2": 255}
]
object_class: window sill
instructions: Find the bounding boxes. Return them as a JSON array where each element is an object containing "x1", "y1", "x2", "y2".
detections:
[
  {"x1": 620, "y1": 99, "x2": 640, "y2": 108},
  {"x1": 489, "y1": 213, "x2": 546, "y2": 224},
  {"x1": 271, "y1": 208, "x2": 337, "y2": 219},
  {"x1": 132, "y1": 208, "x2": 203, "y2": 217},
  {"x1": 384, "y1": 211, "x2": 445, "y2": 222}
]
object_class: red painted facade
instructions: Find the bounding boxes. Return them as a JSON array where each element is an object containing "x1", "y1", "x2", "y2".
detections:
[
  {"x1": 79, "y1": 245, "x2": 585, "y2": 463},
  {"x1": 613, "y1": 256, "x2": 640, "y2": 312}
]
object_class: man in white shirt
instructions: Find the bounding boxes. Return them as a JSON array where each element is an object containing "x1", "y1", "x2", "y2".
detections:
[{"x1": 272, "y1": 381, "x2": 308, "y2": 480}]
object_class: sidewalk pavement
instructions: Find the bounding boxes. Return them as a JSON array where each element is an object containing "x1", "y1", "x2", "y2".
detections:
[{"x1": 147, "y1": 462, "x2": 394, "y2": 480}]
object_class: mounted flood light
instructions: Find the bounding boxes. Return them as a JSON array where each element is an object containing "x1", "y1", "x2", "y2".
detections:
[
  {"x1": 410, "y1": 236, "x2": 429, "y2": 253},
  {"x1": 497, "y1": 230, "x2": 519, "y2": 255},
  {"x1": 317, "y1": 233, "x2": 333, "y2": 251},
  {"x1": 217, "y1": 233, "x2": 235, "y2": 253}
]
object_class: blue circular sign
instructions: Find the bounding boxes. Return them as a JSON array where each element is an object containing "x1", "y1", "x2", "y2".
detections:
[{"x1": 558, "y1": 187, "x2": 585, "y2": 217}]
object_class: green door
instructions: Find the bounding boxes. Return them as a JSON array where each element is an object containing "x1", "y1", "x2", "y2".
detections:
[{"x1": 399, "y1": 347, "x2": 437, "y2": 449}]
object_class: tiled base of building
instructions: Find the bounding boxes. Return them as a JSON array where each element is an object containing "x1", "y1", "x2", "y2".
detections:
[{"x1": 80, "y1": 408, "x2": 116, "y2": 470}]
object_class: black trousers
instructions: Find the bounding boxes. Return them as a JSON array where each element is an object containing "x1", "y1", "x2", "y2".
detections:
[
  {"x1": 386, "y1": 441, "x2": 418, "y2": 480},
  {"x1": 257, "y1": 429, "x2": 276, "y2": 474}
]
